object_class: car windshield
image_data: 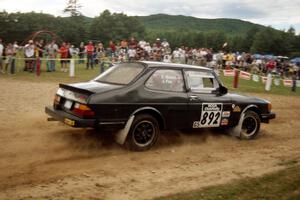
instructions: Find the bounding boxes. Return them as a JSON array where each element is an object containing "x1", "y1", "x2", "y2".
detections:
[{"x1": 94, "y1": 63, "x2": 145, "y2": 85}]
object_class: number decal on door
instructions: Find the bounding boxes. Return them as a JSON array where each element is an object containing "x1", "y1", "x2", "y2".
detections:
[{"x1": 193, "y1": 103, "x2": 223, "y2": 128}]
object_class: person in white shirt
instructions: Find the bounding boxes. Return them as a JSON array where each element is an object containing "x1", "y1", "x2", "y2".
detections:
[
  {"x1": 179, "y1": 47, "x2": 186, "y2": 64},
  {"x1": 138, "y1": 39, "x2": 146, "y2": 49},
  {"x1": 24, "y1": 40, "x2": 35, "y2": 72},
  {"x1": 128, "y1": 47, "x2": 136, "y2": 62},
  {"x1": 163, "y1": 54, "x2": 172, "y2": 63},
  {"x1": 161, "y1": 39, "x2": 169, "y2": 48},
  {"x1": 172, "y1": 48, "x2": 180, "y2": 63},
  {"x1": 0, "y1": 38, "x2": 4, "y2": 73}
]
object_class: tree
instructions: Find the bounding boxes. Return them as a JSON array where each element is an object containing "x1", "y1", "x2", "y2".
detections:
[
  {"x1": 63, "y1": 0, "x2": 82, "y2": 17},
  {"x1": 89, "y1": 10, "x2": 145, "y2": 44},
  {"x1": 250, "y1": 27, "x2": 290, "y2": 55}
]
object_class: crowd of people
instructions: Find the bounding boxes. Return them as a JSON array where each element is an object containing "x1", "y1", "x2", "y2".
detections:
[{"x1": 0, "y1": 36, "x2": 299, "y2": 78}]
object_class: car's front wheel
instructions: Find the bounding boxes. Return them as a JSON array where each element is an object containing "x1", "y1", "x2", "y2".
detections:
[
  {"x1": 240, "y1": 110, "x2": 261, "y2": 139},
  {"x1": 125, "y1": 114, "x2": 160, "y2": 151}
]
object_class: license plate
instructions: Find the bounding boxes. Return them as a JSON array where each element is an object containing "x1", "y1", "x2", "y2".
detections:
[
  {"x1": 64, "y1": 100, "x2": 73, "y2": 109},
  {"x1": 64, "y1": 118, "x2": 75, "y2": 126}
]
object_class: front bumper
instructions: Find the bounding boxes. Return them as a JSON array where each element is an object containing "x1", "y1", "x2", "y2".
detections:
[
  {"x1": 261, "y1": 112, "x2": 276, "y2": 123},
  {"x1": 45, "y1": 106, "x2": 96, "y2": 127}
]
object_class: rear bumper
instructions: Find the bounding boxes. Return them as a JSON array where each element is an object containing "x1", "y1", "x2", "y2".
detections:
[
  {"x1": 45, "y1": 106, "x2": 96, "y2": 127},
  {"x1": 261, "y1": 112, "x2": 276, "y2": 123}
]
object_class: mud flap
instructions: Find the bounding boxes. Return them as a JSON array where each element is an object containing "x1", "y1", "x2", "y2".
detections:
[
  {"x1": 114, "y1": 115, "x2": 135, "y2": 145},
  {"x1": 229, "y1": 113, "x2": 245, "y2": 138}
]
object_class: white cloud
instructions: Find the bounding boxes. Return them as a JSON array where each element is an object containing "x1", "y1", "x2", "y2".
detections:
[{"x1": 1, "y1": 0, "x2": 300, "y2": 32}]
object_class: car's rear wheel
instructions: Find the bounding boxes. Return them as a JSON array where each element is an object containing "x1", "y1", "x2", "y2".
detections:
[
  {"x1": 125, "y1": 114, "x2": 159, "y2": 151},
  {"x1": 240, "y1": 110, "x2": 261, "y2": 139}
]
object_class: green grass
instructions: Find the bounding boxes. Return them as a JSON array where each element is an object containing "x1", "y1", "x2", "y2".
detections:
[
  {"x1": 1, "y1": 60, "x2": 300, "y2": 96},
  {"x1": 155, "y1": 164, "x2": 300, "y2": 200},
  {"x1": 220, "y1": 74, "x2": 300, "y2": 96},
  {"x1": 1, "y1": 58, "x2": 100, "y2": 84}
]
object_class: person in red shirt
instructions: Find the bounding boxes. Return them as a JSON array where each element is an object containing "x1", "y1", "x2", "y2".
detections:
[
  {"x1": 59, "y1": 42, "x2": 69, "y2": 72},
  {"x1": 109, "y1": 40, "x2": 116, "y2": 56},
  {"x1": 85, "y1": 41, "x2": 94, "y2": 69},
  {"x1": 266, "y1": 60, "x2": 276, "y2": 73}
]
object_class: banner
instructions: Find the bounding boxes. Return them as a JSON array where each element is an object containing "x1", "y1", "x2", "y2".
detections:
[
  {"x1": 223, "y1": 69, "x2": 234, "y2": 77},
  {"x1": 274, "y1": 78, "x2": 281, "y2": 86},
  {"x1": 239, "y1": 71, "x2": 251, "y2": 80},
  {"x1": 297, "y1": 80, "x2": 300, "y2": 87},
  {"x1": 283, "y1": 79, "x2": 293, "y2": 87}
]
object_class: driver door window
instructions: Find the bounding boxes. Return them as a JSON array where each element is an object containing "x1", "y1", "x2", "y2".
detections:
[{"x1": 185, "y1": 70, "x2": 219, "y2": 93}]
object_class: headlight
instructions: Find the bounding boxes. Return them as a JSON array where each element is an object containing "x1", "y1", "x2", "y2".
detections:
[{"x1": 268, "y1": 103, "x2": 272, "y2": 112}]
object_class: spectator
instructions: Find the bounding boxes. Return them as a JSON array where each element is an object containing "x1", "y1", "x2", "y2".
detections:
[
  {"x1": 128, "y1": 47, "x2": 136, "y2": 62},
  {"x1": 46, "y1": 40, "x2": 58, "y2": 72},
  {"x1": 78, "y1": 42, "x2": 85, "y2": 64},
  {"x1": 128, "y1": 37, "x2": 137, "y2": 49},
  {"x1": 11, "y1": 41, "x2": 18, "y2": 74},
  {"x1": 109, "y1": 40, "x2": 116, "y2": 56},
  {"x1": 120, "y1": 39, "x2": 128, "y2": 52},
  {"x1": 59, "y1": 42, "x2": 69, "y2": 72},
  {"x1": 161, "y1": 39, "x2": 169, "y2": 48},
  {"x1": 85, "y1": 41, "x2": 94, "y2": 69},
  {"x1": 24, "y1": 40, "x2": 35, "y2": 72},
  {"x1": 4, "y1": 43, "x2": 15, "y2": 74},
  {"x1": 155, "y1": 38, "x2": 161, "y2": 48},
  {"x1": 266, "y1": 60, "x2": 276, "y2": 73},
  {"x1": 172, "y1": 47, "x2": 180, "y2": 63},
  {"x1": 138, "y1": 39, "x2": 146, "y2": 49},
  {"x1": 0, "y1": 38, "x2": 4, "y2": 73},
  {"x1": 96, "y1": 42, "x2": 105, "y2": 66},
  {"x1": 163, "y1": 53, "x2": 172, "y2": 63},
  {"x1": 179, "y1": 47, "x2": 186, "y2": 64}
]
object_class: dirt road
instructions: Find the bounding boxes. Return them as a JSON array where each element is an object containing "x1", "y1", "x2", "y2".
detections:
[{"x1": 0, "y1": 79, "x2": 299, "y2": 200}]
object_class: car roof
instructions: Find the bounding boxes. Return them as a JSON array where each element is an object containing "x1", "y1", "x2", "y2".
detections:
[{"x1": 138, "y1": 61, "x2": 213, "y2": 71}]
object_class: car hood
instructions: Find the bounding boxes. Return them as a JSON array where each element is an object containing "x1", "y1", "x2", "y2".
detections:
[
  {"x1": 224, "y1": 93, "x2": 268, "y2": 104},
  {"x1": 63, "y1": 81, "x2": 123, "y2": 94}
]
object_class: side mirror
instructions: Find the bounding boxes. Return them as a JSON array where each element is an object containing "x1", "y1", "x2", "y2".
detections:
[{"x1": 218, "y1": 85, "x2": 228, "y2": 95}]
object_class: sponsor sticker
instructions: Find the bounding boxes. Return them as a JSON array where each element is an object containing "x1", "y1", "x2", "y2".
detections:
[
  {"x1": 222, "y1": 111, "x2": 230, "y2": 118},
  {"x1": 221, "y1": 118, "x2": 229, "y2": 126},
  {"x1": 233, "y1": 106, "x2": 241, "y2": 112},
  {"x1": 193, "y1": 103, "x2": 223, "y2": 128}
]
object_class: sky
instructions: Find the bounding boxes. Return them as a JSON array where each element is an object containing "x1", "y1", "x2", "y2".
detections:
[{"x1": 1, "y1": 0, "x2": 300, "y2": 33}]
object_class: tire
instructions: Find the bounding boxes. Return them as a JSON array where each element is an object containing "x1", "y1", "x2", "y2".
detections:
[
  {"x1": 240, "y1": 110, "x2": 261, "y2": 140},
  {"x1": 125, "y1": 114, "x2": 160, "y2": 151}
]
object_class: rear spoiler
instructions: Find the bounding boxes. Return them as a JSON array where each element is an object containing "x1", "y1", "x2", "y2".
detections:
[{"x1": 59, "y1": 84, "x2": 95, "y2": 95}]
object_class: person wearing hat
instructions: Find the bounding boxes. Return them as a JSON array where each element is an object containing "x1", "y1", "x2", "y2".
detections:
[
  {"x1": 24, "y1": 40, "x2": 35, "y2": 72},
  {"x1": 155, "y1": 38, "x2": 161, "y2": 48}
]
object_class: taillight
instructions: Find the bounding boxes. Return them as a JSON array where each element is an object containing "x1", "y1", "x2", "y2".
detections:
[{"x1": 73, "y1": 103, "x2": 95, "y2": 117}]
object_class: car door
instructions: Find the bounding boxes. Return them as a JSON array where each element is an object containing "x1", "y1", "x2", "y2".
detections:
[
  {"x1": 184, "y1": 69, "x2": 232, "y2": 129},
  {"x1": 144, "y1": 68, "x2": 189, "y2": 129}
]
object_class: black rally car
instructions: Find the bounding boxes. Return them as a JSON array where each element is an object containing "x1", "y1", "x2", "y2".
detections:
[{"x1": 45, "y1": 61, "x2": 275, "y2": 151}]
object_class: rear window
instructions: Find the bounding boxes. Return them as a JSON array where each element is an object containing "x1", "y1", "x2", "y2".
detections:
[{"x1": 94, "y1": 63, "x2": 145, "y2": 85}]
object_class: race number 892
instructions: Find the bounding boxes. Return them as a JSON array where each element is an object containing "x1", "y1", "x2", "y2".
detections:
[{"x1": 193, "y1": 103, "x2": 223, "y2": 128}]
